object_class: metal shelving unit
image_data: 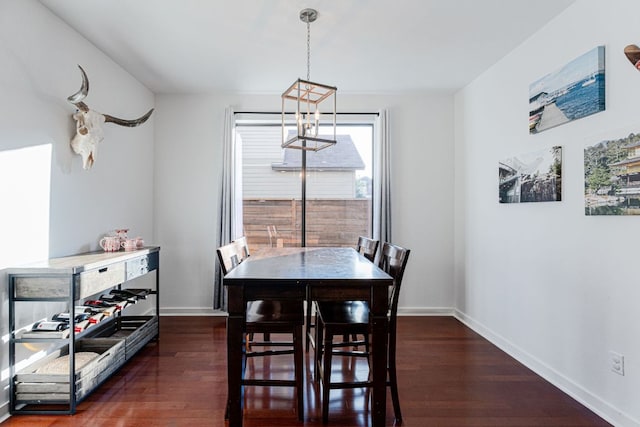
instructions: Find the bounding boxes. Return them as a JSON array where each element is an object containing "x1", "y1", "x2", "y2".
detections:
[{"x1": 7, "y1": 247, "x2": 160, "y2": 415}]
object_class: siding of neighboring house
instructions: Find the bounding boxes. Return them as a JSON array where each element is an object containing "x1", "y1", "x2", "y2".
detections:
[{"x1": 238, "y1": 125, "x2": 358, "y2": 199}]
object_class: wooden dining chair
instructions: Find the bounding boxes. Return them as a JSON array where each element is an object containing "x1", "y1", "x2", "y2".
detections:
[
  {"x1": 314, "y1": 242, "x2": 410, "y2": 424},
  {"x1": 231, "y1": 236, "x2": 265, "y2": 344},
  {"x1": 233, "y1": 236, "x2": 250, "y2": 262},
  {"x1": 217, "y1": 242, "x2": 241, "y2": 276},
  {"x1": 217, "y1": 240, "x2": 305, "y2": 420},
  {"x1": 305, "y1": 237, "x2": 379, "y2": 352},
  {"x1": 356, "y1": 236, "x2": 379, "y2": 262}
]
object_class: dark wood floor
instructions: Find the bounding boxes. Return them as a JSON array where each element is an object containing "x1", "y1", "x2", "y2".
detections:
[{"x1": 1, "y1": 316, "x2": 610, "y2": 427}]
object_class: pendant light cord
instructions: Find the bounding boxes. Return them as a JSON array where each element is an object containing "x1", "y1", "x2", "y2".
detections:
[{"x1": 306, "y1": 20, "x2": 311, "y2": 81}]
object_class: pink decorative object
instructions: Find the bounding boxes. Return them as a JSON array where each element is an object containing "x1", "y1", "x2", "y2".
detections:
[
  {"x1": 99, "y1": 236, "x2": 120, "y2": 252},
  {"x1": 121, "y1": 238, "x2": 138, "y2": 251},
  {"x1": 114, "y1": 229, "x2": 129, "y2": 243}
]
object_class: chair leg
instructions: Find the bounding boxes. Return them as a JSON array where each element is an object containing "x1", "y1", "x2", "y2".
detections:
[
  {"x1": 305, "y1": 301, "x2": 311, "y2": 351},
  {"x1": 242, "y1": 343, "x2": 248, "y2": 376},
  {"x1": 315, "y1": 315, "x2": 324, "y2": 382},
  {"x1": 364, "y1": 333, "x2": 371, "y2": 369},
  {"x1": 322, "y1": 330, "x2": 333, "y2": 424},
  {"x1": 305, "y1": 299, "x2": 314, "y2": 352},
  {"x1": 294, "y1": 326, "x2": 304, "y2": 420},
  {"x1": 388, "y1": 343, "x2": 402, "y2": 423}
]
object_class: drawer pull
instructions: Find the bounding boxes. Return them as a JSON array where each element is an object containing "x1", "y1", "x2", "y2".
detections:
[
  {"x1": 96, "y1": 351, "x2": 111, "y2": 363},
  {"x1": 98, "y1": 267, "x2": 108, "y2": 273}
]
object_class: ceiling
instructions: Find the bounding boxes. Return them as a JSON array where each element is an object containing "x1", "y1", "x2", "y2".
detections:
[{"x1": 40, "y1": 0, "x2": 575, "y2": 95}]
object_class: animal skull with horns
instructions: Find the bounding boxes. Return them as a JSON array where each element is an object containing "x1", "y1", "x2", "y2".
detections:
[{"x1": 67, "y1": 65, "x2": 154, "y2": 169}]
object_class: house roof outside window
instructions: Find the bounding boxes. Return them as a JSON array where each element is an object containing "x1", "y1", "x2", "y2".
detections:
[{"x1": 272, "y1": 134, "x2": 365, "y2": 172}]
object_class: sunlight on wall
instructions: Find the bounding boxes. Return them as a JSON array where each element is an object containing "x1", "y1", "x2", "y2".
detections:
[
  {"x1": 1, "y1": 349, "x2": 47, "y2": 383},
  {"x1": 0, "y1": 144, "x2": 52, "y2": 382},
  {"x1": 0, "y1": 144, "x2": 52, "y2": 269}
]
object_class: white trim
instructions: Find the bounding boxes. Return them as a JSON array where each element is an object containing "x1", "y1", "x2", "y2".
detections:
[
  {"x1": 397, "y1": 307, "x2": 455, "y2": 316},
  {"x1": 0, "y1": 402, "x2": 9, "y2": 423},
  {"x1": 454, "y1": 310, "x2": 639, "y2": 427},
  {"x1": 159, "y1": 307, "x2": 451, "y2": 317},
  {"x1": 160, "y1": 308, "x2": 227, "y2": 316}
]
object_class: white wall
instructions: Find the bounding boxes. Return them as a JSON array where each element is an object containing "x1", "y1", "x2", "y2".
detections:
[
  {"x1": 454, "y1": 0, "x2": 640, "y2": 425},
  {"x1": 154, "y1": 92, "x2": 455, "y2": 314},
  {"x1": 0, "y1": 0, "x2": 154, "y2": 419}
]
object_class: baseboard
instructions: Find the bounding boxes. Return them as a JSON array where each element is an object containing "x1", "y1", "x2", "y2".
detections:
[
  {"x1": 397, "y1": 307, "x2": 455, "y2": 316},
  {"x1": 454, "y1": 309, "x2": 639, "y2": 427},
  {"x1": 159, "y1": 307, "x2": 453, "y2": 317},
  {"x1": 0, "y1": 401, "x2": 9, "y2": 424},
  {"x1": 160, "y1": 307, "x2": 227, "y2": 316}
]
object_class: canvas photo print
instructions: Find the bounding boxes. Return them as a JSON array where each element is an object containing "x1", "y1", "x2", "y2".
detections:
[
  {"x1": 529, "y1": 46, "x2": 605, "y2": 134},
  {"x1": 585, "y1": 131, "x2": 640, "y2": 215},
  {"x1": 499, "y1": 146, "x2": 562, "y2": 203}
]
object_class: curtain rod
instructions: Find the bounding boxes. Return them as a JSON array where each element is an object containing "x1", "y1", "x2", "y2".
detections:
[{"x1": 235, "y1": 111, "x2": 379, "y2": 116}]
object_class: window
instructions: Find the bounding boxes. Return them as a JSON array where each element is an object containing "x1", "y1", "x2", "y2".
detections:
[{"x1": 235, "y1": 114, "x2": 375, "y2": 248}]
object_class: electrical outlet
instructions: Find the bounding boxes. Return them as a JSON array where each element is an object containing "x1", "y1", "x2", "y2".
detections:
[{"x1": 610, "y1": 351, "x2": 625, "y2": 376}]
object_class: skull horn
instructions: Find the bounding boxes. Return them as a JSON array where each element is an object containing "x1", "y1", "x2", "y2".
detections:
[
  {"x1": 67, "y1": 65, "x2": 90, "y2": 112},
  {"x1": 104, "y1": 108, "x2": 155, "y2": 127}
]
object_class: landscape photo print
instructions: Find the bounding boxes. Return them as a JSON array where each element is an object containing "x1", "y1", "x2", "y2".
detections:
[
  {"x1": 499, "y1": 146, "x2": 562, "y2": 203},
  {"x1": 529, "y1": 46, "x2": 605, "y2": 134},
  {"x1": 585, "y1": 131, "x2": 640, "y2": 215}
]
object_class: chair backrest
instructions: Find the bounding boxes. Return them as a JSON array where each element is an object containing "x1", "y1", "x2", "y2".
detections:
[
  {"x1": 378, "y1": 242, "x2": 410, "y2": 318},
  {"x1": 217, "y1": 241, "x2": 243, "y2": 276},
  {"x1": 233, "y1": 236, "x2": 250, "y2": 262},
  {"x1": 356, "y1": 236, "x2": 379, "y2": 262}
]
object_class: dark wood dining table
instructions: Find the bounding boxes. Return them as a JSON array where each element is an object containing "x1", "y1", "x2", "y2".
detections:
[{"x1": 223, "y1": 247, "x2": 393, "y2": 427}]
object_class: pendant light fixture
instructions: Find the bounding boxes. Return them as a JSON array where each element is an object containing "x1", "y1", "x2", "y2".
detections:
[{"x1": 281, "y1": 8, "x2": 337, "y2": 151}]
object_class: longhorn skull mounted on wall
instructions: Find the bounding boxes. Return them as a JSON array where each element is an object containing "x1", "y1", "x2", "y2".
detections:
[{"x1": 67, "y1": 65, "x2": 154, "y2": 169}]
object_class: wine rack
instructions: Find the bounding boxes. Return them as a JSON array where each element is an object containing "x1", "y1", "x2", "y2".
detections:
[{"x1": 7, "y1": 247, "x2": 160, "y2": 415}]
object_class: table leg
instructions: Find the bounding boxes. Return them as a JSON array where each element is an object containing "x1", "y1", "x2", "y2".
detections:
[
  {"x1": 370, "y1": 284, "x2": 388, "y2": 427},
  {"x1": 226, "y1": 287, "x2": 244, "y2": 427}
]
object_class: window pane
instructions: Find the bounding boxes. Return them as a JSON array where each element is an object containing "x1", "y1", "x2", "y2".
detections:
[
  {"x1": 237, "y1": 124, "x2": 301, "y2": 248},
  {"x1": 305, "y1": 125, "x2": 372, "y2": 246},
  {"x1": 236, "y1": 120, "x2": 373, "y2": 249}
]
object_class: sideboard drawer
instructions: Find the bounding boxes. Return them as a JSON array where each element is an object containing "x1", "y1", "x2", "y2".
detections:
[{"x1": 78, "y1": 263, "x2": 125, "y2": 299}]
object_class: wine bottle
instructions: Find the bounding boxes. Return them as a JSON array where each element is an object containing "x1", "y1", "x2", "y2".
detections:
[
  {"x1": 111, "y1": 288, "x2": 148, "y2": 299},
  {"x1": 32, "y1": 321, "x2": 69, "y2": 332},
  {"x1": 100, "y1": 294, "x2": 136, "y2": 304},
  {"x1": 74, "y1": 320, "x2": 91, "y2": 334},
  {"x1": 51, "y1": 312, "x2": 90, "y2": 323},
  {"x1": 100, "y1": 306, "x2": 118, "y2": 317},
  {"x1": 75, "y1": 305, "x2": 102, "y2": 315},
  {"x1": 88, "y1": 313, "x2": 104, "y2": 324},
  {"x1": 84, "y1": 299, "x2": 115, "y2": 308}
]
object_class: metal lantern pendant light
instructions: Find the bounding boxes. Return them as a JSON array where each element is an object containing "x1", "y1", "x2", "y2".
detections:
[{"x1": 282, "y1": 8, "x2": 337, "y2": 151}]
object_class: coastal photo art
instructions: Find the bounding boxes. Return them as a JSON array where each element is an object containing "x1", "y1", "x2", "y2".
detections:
[
  {"x1": 529, "y1": 46, "x2": 605, "y2": 134},
  {"x1": 585, "y1": 131, "x2": 640, "y2": 215},
  {"x1": 499, "y1": 146, "x2": 562, "y2": 203}
]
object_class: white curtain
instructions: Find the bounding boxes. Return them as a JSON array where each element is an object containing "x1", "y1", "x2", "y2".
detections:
[
  {"x1": 373, "y1": 109, "x2": 392, "y2": 248},
  {"x1": 214, "y1": 106, "x2": 240, "y2": 310}
]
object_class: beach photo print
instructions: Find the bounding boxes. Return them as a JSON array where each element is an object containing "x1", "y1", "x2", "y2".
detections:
[{"x1": 529, "y1": 46, "x2": 605, "y2": 134}]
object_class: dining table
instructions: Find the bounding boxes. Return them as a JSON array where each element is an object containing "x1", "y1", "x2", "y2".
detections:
[{"x1": 223, "y1": 246, "x2": 393, "y2": 427}]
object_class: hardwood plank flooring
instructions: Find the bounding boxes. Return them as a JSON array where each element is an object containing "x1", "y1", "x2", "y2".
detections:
[{"x1": 1, "y1": 316, "x2": 610, "y2": 426}]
